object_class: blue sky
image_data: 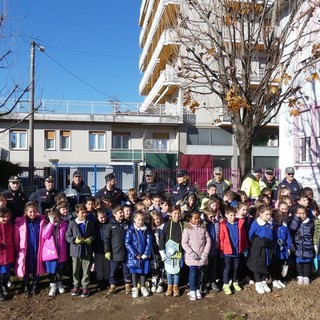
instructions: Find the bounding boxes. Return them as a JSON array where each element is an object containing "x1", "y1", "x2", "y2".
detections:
[{"x1": 1, "y1": 0, "x2": 143, "y2": 103}]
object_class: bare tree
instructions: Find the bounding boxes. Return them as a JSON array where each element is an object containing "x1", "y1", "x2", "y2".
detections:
[{"x1": 175, "y1": 0, "x2": 320, "y2": 179}]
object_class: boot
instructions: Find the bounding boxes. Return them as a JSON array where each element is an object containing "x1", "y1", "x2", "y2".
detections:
[
  {"x1": 165, "y1": 284, "x2": 173, "y2": 296},
  {"x1": 107, "y1": 284, "x2": 116, "y2": 295},
  {"x1": 173, "y1": 285, "x2": 180, "y2": 297},
  {"x1": 125, "y1": 283, "x2": 132, "y2": 294}
]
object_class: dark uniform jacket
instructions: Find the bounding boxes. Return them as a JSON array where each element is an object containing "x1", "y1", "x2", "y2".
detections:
[{"x1": 29, "y1": 188, "x2": 59, "y2": 214}]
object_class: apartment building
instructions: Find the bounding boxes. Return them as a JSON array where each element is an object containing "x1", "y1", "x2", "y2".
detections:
[{"x1": 138, "y1": 0, "x2": 279, "y2": 174}]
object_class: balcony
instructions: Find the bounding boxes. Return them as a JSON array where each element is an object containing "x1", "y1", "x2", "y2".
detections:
[{"x1": 110, "y1": 148, "x2": 177, "y2": 162}]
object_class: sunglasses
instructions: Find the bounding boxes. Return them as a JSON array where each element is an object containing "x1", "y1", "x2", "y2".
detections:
[{"x1": 287, "y1": 173, "x2": 294, "y2": 176}]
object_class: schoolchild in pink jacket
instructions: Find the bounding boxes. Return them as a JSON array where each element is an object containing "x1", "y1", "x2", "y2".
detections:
[
  {"x1": 41, "y1": 207, "x2": 68, "y2": 297},
  {"x1": 182, "y1": 211, "x2": 211, "y2": 301},
  {"x1": 14, "y1": 201, "x2": 46, "y2": 295}
]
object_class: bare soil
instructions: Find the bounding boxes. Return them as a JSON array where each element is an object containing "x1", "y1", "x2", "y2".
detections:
[{"x1": 0, "y1": 277, "x2": 319, "y2": 320}]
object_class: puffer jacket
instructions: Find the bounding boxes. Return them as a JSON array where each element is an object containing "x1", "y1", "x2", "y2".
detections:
[
  {"x1": 0, "y1": 222, "x2": 14, "y2": 265},
  {"x1": 14, "y1": 215, "x2": 46, "y2": 277},
  {"x1": 290, "y1": 216, "x2": 314, "y2": 259},
  {"x1": 41, "y1": 220, "x2": 68, "y2": 263},
  {"x1": 181, "y1": 222, "x2": 211, "y2": 266}
]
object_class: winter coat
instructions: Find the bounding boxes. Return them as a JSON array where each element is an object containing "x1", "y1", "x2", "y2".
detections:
[
  {"x1": 240, "y1": 174, "x2": 261, "y2": 200},
  {"x1": 138, "y1": 181, "x2": 165, "y2": 198},
  {"x1": 0, "y1": 222, "x2": 14, "y2": 265},
  {"x1": 181, "y1": 222, "x2": 211, "y2": 267},
  {"x1": 2, "y1": 189, "x2": 27, "y2": 222},
  {"x1": 93, "y1": 222, "x2": 108, "y2": 255},
  {"x1": 205, "y1": 219, "x2": 220, "y2": 256},
  {"x1": 273, "y1": 223, "x2": 291, "y2": 260},
  {"x1": 104, "y1": 219, "x2": 130, "y2": 261},
  {"x1": 125, "y1": 224, "x2": 152, "y2": 272},
  {"x1": 14, "y1": 215, "x2": 46, "y2": 277},
  {"x1": 219, "y1": 218, "x2": 249, "y2": 255},
  {"x1": 289, "y1": 216, "x2": 314, "y2": 259},
  {"x1": 29, "y1": 187, "x2": 59, "y2": 215},
  {"x1": 95, "y1": 186, "x2": 127, "y2": 206},
  {"x1": 276, "y1": 178, "x2": 303, "y2": 200},
  {"x1": 40, "y1": 220, "x2": 68, "y2": 263},
  {"x1": 65, "y1": 219, "x2": 96, "y2": 259},
  {"x1": 64, "y1": 181, "x2": 92, "y2": 212}
]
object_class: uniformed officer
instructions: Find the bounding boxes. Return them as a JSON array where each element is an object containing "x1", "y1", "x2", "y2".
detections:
[
  {"x1": 64, "y1": 170, "x2": 92, "y2": 212},
  {"x1": 138, "y1": 168, "x2": 164, "y2": 198},
  {"x1": 29, "y1": 175, "x2": 59, "y2": 214},
  {"x1": 1, "y1": 175, "x2": 27, "y2": 222},
  {"x1": 206, "y1": 167, "x2": 231, "y2": 199},
  {"x1": 95, "y1": 172, "x2": 127, "y2": 206}
]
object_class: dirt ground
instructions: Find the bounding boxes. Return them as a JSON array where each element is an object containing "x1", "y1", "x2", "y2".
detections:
[{"x1": 0, "y1": 275, "x2": 320, "y2": 320}]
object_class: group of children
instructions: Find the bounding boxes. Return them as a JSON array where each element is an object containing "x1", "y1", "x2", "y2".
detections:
[{"x1": 0, "y1": 181, "x2": 319, "y2": 302}]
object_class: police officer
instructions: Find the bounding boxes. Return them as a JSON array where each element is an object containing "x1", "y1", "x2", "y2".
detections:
[
  {"x1": 170, "y1": 169, "x2": 196, "y2": 206},
  {"x1": 260, "y1": 167, "x2": 279, "y2": 200},
  {"x1": 1, "y1": 175, "x2": 27, "y2": 222},
  {"x1": 29, "y1": 175, "x2": 59, "y2": 214},
  {"x1": 138, "y1": 168, "x2": 164, "y2": 198},
  {"x1": 95, "y1": 172, "x2": 127, "y2": 206},
  {"x1": 64, "y1": 170, "x2": 92, "y2": 212}
]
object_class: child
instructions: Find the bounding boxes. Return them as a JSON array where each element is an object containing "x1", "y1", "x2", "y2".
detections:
[
  {"x1": 271, "y1": 209, "x2": 291, "y2": 289},
  {"x1": 278, "y1": 201, "x2": 291, "y2": 224},
  {"x1": 202, "y1": 208, "x2": 221, "y2": 293},
  {"x1": 0, "y1": 207, "x2": 14, "y2": 300},
  {"x1": 85, "y1": 196, "x2": 97, "y2": 222},
  {"x1": 104, "y1": 206, "x2": 131, "y2": 295},
  {"x1": 56, "y1": 201, "x2": 73, "y2": 222},
  {"x1": 219, "y1": 206, "x2": 249, "y2": 295},
  {"x1": 247, "y1": 205, "x2": 274, "y2": 294},
  {"x1": 0, "y1": 195, "x2": 7, "y2": 209},
  {"x1": 41, "y1": 207, "x2": 68, "y2": 296},
  {"x1": 14, "y1": 201, "x2": 46, "y2": 295},
  {"x1": 150, "y1": 210, "x2": 165, "y2": 293},
  {"x1": 148, "y1": 194, "x2": 162, "y2": 213},
  {"x1": 123, "y1": 204, "x2": 133, "y2": 224},
  {"x1": 125, "y1": 211, "x2": 152, "y2": 298},
  {"x1": 181, "y1": 193, "x2": 199, "y2": 221},
  {"x1": 182, "y1": 211, "x2": 211, "y2": 301},
  {"x1": 93, "y1": 209, "x2": 110, "y2": 291},
  {"x1": 126, "y1": 188, "x2": 140, "y2": 208},
  {"x1": 289, "y1": 205, "x2": 314, "y2": 285},
  {"x1": 100, "y1": 196, "x2": 113, "y2": 220},
  {"x1": 65, "y1": 203, "x2": 95, "y2": 297},
  {"x1": 160, "y1": 199, "x2": 171, "y2": 222},
  {"x1": 159, "y1": 206, "x2": 183, "y2": 297},
  {"x1": 200, "y1": 183, "x2": 217, "y2": 210}
]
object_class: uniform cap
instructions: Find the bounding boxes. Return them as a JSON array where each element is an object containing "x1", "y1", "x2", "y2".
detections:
[
  {"x1": 251, "y1": 166, "x2": 262, "y2": 174},
  {"x1": 145, "y1": 168, "x2": 154, "y2": 176},
  {"x1": 105, "y1": 172, "x2": 116, "y2": 181},
  {"x1": 285, "y1": 167, "x2": 295, "y2": 174},
  {"x1": 265, "y1": 167, "x2": 274, "y2": 175},
  {"x1": 8, "y1": 175, "x2": 21, "y2": 182},
  {"x1": 73, "y1": 170, "x2": 82, "y2": 177},
  {"x1": 213, "y1": 167, "x2": 223, "y2": 174},
  {"x1": 45, "y1": 175, "x2": 55, "y2": 182},
  {"x1": 177, "y1": 169, "x2": 188, "y2": 177}
]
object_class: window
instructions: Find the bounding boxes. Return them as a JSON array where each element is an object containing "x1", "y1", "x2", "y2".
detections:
[
  {"x1": 89, "y1": 131, "x2": 105, "y2": 150},
  {"x1": 112, "y1": 133, "x2": 129, "y2": 149},
  {"x1": 152, "y1": 133, "x2": 169, "y2": 150},
  {"x1": 10, "y1": 130, "x2": 27, "y2": 150},
  {"x1": 299, "y1": 137, "x2": 311, "y2": 162},
  {"x1": 187, "y1": 128, "x2": 232, "y2": 145},
  {"x1": 44, "y1": 130, "x2": 55, "y2": 150},
  {"x1": 60, "y1": 130, "x2": 71, "y2": 150}
]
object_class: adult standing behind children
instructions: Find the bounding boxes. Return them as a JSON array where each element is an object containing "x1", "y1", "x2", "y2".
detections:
[
  {"x1": 2, "y1": 176, "x2": 27, "y2": 222},
  {"x1": 138, "y1": 168, "x2": 165, "y2": 198},
  {"x1": 260, "y1": 167, "x2": 279, "y2": 200},
  {"x1": 276, "y1": 167, "x2": 303, "y2": 201},
  {"x1": 241, "y1": 167, "x2": 262, "y2": 202},
  {"x1": 95, "y1": 173, "x2": 127, "y2": 206},
  {"x1": 64, "y1": 170, "x2": 92, "y2": 213},
  {"x1": 207, "y1": 167, "x2": 231, "y2": 199},
  {"x1": 29, "y1": 175, "x2": 59, "y2": 215}
]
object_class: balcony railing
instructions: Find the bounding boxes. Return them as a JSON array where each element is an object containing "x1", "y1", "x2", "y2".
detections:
[{"x1": 110, "y1": 148, "x2": 177, "y2": 162}]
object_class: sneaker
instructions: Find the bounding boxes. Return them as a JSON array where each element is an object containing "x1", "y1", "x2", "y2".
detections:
[
  {"x1": 156, "y1": 285, "x2": 164, "y2": 293},
  {"x1": 245, "y1": 276, "x2": 255, "y2": 285},
  {"x1": 211, "y1": 282, "x2": 221, "y2": 292},
  {"x1": 297, "y1": 276, "x2": 304, "y2": 285},
  {"x1": 303, "y1": 277, "x2": 310, "y2": 285},
  {"x1": 151, "y1": 285, "x2": 157, "y2": 293},
  {"x1": 277, "y1": 280, "x2": 286, "y2": 288},
  {"x1": 132, "y1": 287, "x2": 139, "y2": 298},
  {"x1": 196, "y1": 289, "x2": 202, "y2": 299},
  {"x1": 57, "y1": 282, "x2": 65, "y2": 294},
  {"x1": 189, "y1": 291, "x2": 197, "y2": 301},
  {"x1": 272, "y1": 280, "x2": 282, "y2": 289},
  {"x1": 71, "y1": 286, "x2": 80, "y2": 296},
  {"x1": 125, "y1": 283, "x2": 132, "y2": 294},
  {"x1": 262, "y1": 281, "x2": 271, "y2": 293},
  {"x1": 255, "y1": 282, "x2": 265, "y2": 294},
  {"x1": 107, "y1": 284, "x2": 116, "y2": 295},
  {"x1": 141, "y1": 287, "x2": 149, "y2": 297},
  {"x1": 223, "y1": 284, "x2": 232, "y2": 295},
  {"x1": 48, "y1": 283, "x2": 57, "y2": 297},
  {"x1": 31, "y1": 283, "x2": 39, "y2": 295},
  {"x1": 81, "y1": 287, "x2": 89, "y2": 298},
  {"x1": 233, "y1": 282, "x2": 242, "y2": 292}
]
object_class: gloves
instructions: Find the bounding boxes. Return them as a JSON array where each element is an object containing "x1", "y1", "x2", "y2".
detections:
[
  {"x1": 243, "y1": 249, "x2": 249, "y2": 258},
  {"x1": 315, "y1": 245, "x2": 319, "y2": 255},
  {"x1": 199, "y1": 253, "x2": 208, "y2": 266},
  {"x1": 141, "y1": 254, "x2": 148, "y2": 260},
  {"x1": 75, "y1": 237, "x2": 83, "y2": 244},
  {"x1": 105, "y1": 252, "x2": 112, "y2": 260},
  {"x1": 49, "y1": 216, "x2": 55, "y2": 224},
  {"x1": 84, "y1": 238, "x2": 92, "y2": 245},
  {"x1": 159, "y1": 250, "x2": 167, "y2": 261}
]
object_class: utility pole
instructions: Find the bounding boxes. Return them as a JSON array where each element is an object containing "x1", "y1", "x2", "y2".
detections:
[{"x1": 29, "y1": 41, "x2": 35, "y2": 185}]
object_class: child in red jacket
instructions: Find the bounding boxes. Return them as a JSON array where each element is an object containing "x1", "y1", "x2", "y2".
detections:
[
  {"x1": 0, "y1": 207, "x2": 14, "y2": 300},
  {"x1": 219, "y1": 206, "x2": 249, "y2": 295}
]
